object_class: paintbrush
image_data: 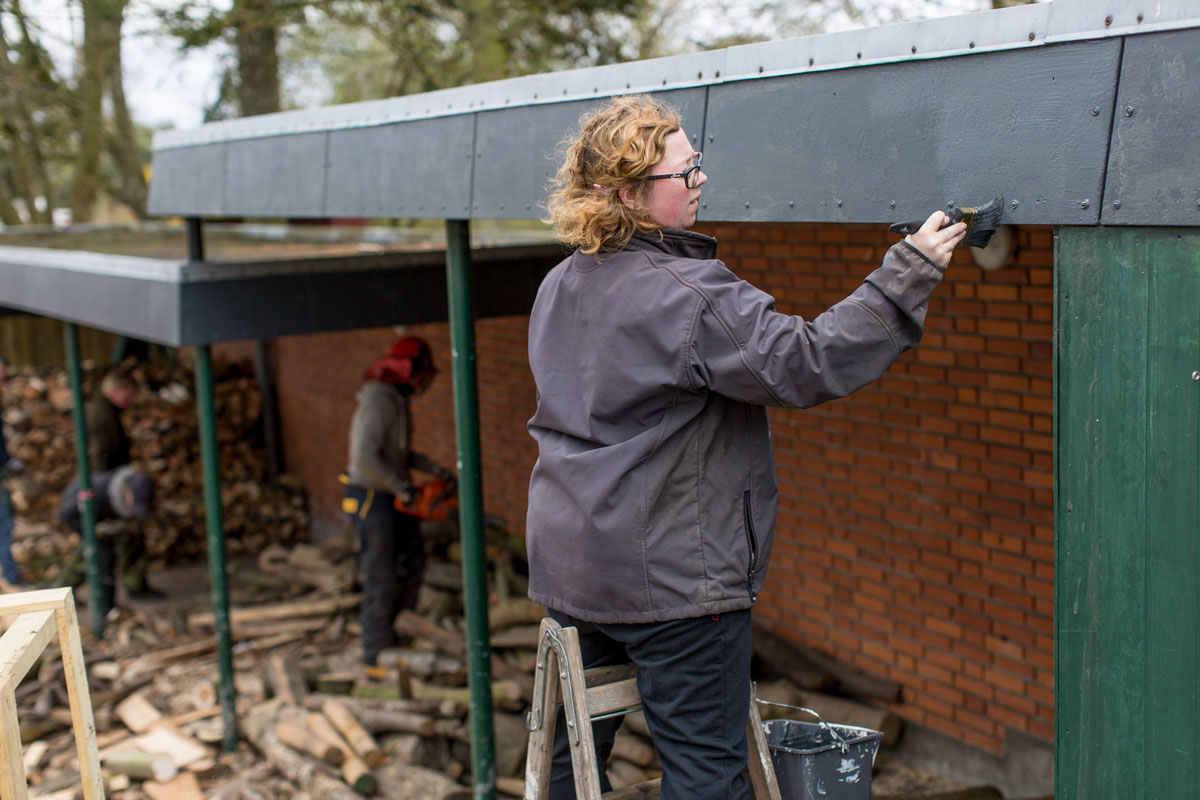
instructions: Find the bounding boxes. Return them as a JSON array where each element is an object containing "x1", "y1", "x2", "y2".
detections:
[{"x1": 889, "y1": 195, "x2": 1004, "y2": 248}]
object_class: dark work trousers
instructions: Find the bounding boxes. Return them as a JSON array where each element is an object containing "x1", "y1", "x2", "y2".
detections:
[
  {"x1": 547, "y1": 607, "x2": 752, "y2": 800},
  {"x1": 344, "y1": 484, "x2": 425, "y2": 666},
  {"x1": 60, "y1": 521, "x2": 149, "y2": 618}
]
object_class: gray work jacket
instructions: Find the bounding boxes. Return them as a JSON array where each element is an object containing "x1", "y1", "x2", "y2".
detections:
[{"x1": 526, "y1": 229, "x2": 946, "y2": 623}]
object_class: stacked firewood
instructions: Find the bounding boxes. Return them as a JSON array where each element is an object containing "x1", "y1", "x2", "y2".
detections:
[
  {"x1": 1, "y1": 358, "x2": 308, "y2": 583},
  {"x1": 7, "y1": 519, "x2": 975, "y2": 799}
]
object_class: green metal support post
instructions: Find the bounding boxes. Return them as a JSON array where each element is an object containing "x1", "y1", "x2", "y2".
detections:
[
  {"x1": 63, "y1": 322, "x2": 104, "y2": 637},
  {"x1": 194, "y1": 344, "x2": 237, "y2": 752},
  {"x1": 445, "y1": 219, "x2": 496, "y2": 799},
  {"x1": 188, "y1": 215, "x2": 237, "y2": 753}
]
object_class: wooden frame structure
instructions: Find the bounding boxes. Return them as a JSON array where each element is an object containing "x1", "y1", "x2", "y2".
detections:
[{"x1": 0, "y1": 588, "x2": 104, "y2": 799}]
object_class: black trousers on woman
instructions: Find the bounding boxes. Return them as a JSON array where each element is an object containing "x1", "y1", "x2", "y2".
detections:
[{"x1": 547, "y1": 607, "x2": 752, "y2": 800}]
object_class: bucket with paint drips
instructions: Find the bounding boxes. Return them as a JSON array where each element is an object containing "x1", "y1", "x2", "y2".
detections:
[{"x1": 755, "y1": 687, "x2": 884, "y2": 800}]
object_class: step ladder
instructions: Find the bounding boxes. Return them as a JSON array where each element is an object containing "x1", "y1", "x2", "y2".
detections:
[
  {"x1": 523, "y1": 616, "x2": 782, "y2": 800},
  {"x1": 0, "y1": 587, "x2": 104, "y2": 800}
]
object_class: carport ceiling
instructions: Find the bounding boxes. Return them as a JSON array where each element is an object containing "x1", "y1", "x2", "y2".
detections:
[{"x1": 0, "y1": 243, "x2": 563, "y2": 346}]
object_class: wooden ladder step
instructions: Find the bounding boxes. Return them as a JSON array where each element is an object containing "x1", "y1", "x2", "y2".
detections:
[
  {"x1": 603, "y1": 777, "x2": 662, "y2": 799},
  {"x1": 585, "y1": 676, "x2": 641, "y2": 718}
]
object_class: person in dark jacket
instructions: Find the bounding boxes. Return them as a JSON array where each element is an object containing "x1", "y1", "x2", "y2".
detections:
[
  {"x1": 60, "y1": 367, "x2": 160, "y2": 610},
  {"x1": 343, "y1": 337, "x2": 455, "y2": 667},
  {"x1": 58, "y1": 466, "x2": 155, "y2": 617},
  {"x1": 87, "y1": 369, "x2": 136, "y2": 473},
  {"x1": 526, "y1": 95, "x2": 967, "y2": 800}
]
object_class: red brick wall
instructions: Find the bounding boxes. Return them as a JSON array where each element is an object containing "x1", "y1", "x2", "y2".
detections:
[
  {"x1": 698, "y1": 223, "x2": 1055, "y2": 755},
  {"x1": 224, "y1": 222, "x2": 1054, "y2": 755},
  {"x1": 218, "y1": 322, "x2": 539, "y2": 542}
]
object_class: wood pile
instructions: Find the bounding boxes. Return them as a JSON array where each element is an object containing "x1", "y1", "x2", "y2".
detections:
[
  {"x1": 1, "y1": 358, "x2": 308, "y2": 584},
  {"x1": 3, "y1": 522, "x2": 538, "y2": 798},
  {"x1": 0, "y1": 360, "x2": 970, "y2": 799},
  {"x1": 3, "y1": 517, "x2": 972, "y2": 799}
]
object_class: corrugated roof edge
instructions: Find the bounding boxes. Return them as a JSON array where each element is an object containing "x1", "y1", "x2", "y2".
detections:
[{"x1": 152, "y1": 0, "x2": 1200, "y2": 152}]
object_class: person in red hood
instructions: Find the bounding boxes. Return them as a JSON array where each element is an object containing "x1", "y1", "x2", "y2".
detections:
[{"x1": 342, "y1": 337, "x2": 455, "y2": 667}]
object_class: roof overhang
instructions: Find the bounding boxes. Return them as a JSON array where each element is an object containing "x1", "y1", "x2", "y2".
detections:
[
  {"x1": 0, "y1": 243, "x2": 563, "y2": 346},
  {"x1": 147, "y1": 0, "x2": 1200, "y2": 227}
]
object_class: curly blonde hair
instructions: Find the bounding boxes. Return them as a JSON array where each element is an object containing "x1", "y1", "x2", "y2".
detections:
[{"x1": 546, "y1": 95, "x2": 681, "y2": 255}]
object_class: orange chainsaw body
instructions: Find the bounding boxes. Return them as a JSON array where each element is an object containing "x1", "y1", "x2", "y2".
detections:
[{"x1": 394, "y1": 478, "x2": 458, "y2": 521}]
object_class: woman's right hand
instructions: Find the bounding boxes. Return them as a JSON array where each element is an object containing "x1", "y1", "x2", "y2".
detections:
[{"x1": 905, "y1": 210, "x2": 967, "y2": 269}]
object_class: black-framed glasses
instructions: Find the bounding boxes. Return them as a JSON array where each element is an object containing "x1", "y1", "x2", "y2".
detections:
[{"x1": 644, "y1": 151, "x2": 703, "y2": 189}]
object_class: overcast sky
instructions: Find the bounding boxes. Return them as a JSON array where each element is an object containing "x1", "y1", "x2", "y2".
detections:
[{"x1": 16, "y1": 0, "x2": 995, "y2": 133}]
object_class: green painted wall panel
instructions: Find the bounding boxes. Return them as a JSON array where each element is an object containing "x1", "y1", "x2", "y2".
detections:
[
  {"x1": 1143, "y1": 232, "x2": 1199, "y2": 800},
  {"x1": 1055, "y1": 228, "x2": 1199, "y2": 799}
]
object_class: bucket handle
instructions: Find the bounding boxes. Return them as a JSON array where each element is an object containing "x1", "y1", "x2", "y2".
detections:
[{"x1": 751, "y1": 682, "x2": 850, "y2": 753}]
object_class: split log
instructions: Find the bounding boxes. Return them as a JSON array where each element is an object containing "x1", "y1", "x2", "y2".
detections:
[
  {"x1": 303, "y1": 693, "x2": 461, "y2": 719},
  {"x1": 393, "y1": 610, "x2": 533, "y2": 697},
  {"x1": 495, "y1": 776, "x2": 525, "y2": 798},
  {"x1": 393, "y1": 610, "x2": 462, "y2": 653},
  {"x1": 125, "y1": 639, "x2": 216, "y2": 676},
  {"x1": 104, "y1": 726, "x2": 209, "y2": 771},
  {"x1": 188, "y1": 595, "x2": 361, "y2": 629},
  {"x1": 493, "y1": 711, "x2": 531, "y2": 778},
  {"x1": 377, "y1": 648, "x2": 465, "y2": 682},
  {"x1": 323, "y1": 699, "x2": 384, "y2": 767},
  {"x1": 307, "y1": 712, "x2": 354, "y2": 755},
  {"x1": 317, "y1": 673, "x2": 357, "y2": 695},
  {"x1": 623, "y1": 710, "x2": 652, "y2": 739},
  {"x1": 790, "y1": 640, "x2": 903, "y2": 703},
  {"x1": 114, "y1": 692, "x2": 164, "y2": 734},
  {"x1": 102, "y1": 750, "x2": 178, "y2": 782},
  {"x1": 488, "y1": 625, "x2": 541, "y2": 650},
  {"x1": 143, "y1": 772, "x2": 204, "y2": 800},
  {"x1": 611, "y1": 731, "x2": 655, "y2": 768},
  {"x1": 381, "y1": 733, "x2": 423, "y2": 765},
  {"x1": 371, "y1": 758, "x2": 471, "y2": 800},
  {"x1": 258, "y1": 543, "x2": 355, "y2": 594},
  {"x1": 884, "y1": 789, "x2": 1004, "y2": 800},
  {"x1": 343, "y1": 708, "x2": 435, "y2": 738},
  {"x1": 431, "y1": 718, "x2": 471, "y2": 743},
  {"x1": 240, "y1": 707, "x2": 363, "y2": 800},
  {"x1": 189, "y1": 680, "x2": 217, "y2": 711},
  {"x1": 233, "y1": 617, "x2": 331, "y2": 640},
  {"x1": 487, "y1": 597, "x2": 545, "y2": 631},
  {"x1": 408, "y1": 678, "x2": 524, "y2": 707},
  {"x1": 23, "y1": 740, "x2": 48, "y2": 773},
  {"x1": 750, "y1": 624, "x2": 837, "y2": 692},
  {"x1": 339, "y1": 753, "x2": 377, "y2": 794},
  {"x1": 266, "y1": 653, "x2": 309, "y2": 706},
  {"x1": 305, "y1": 712, "x2": 379, "y2": 794},
  {"x1": 90, "y1": 661, "x2": 122, "y2": 682},
  {"x1": 275, "y1": 720, "x2": 344, "y2": 766},
  {"x1": 420, "y1": 561, "x2": 463, "y2": 592}
]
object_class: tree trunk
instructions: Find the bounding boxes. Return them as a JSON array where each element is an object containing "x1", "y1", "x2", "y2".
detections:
[
  {"x1": 103, "y1": 6, "x2": 147, "y2": 218},
  {"x1": 0, "y1": 7, "x2": 52, "y2": 224},
  {"x1": 0, "y1": 186, "x2": 22, "y2": 227},
  {"x1": 70, "y1": 0, "x2": 113, "y2": 222},
  {"x1": 11, "y1": 2, "x2": 57, "y2": 223},
  {"x1": 234, "y1": 0, "x2": 281, "y2": 116}
]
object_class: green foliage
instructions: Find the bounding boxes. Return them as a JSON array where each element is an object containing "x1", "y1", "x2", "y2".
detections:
[{"x1": 161, "y1": 0, "x2": 666, "y2": 109}]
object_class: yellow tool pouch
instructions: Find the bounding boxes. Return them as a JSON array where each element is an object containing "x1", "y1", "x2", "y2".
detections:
[{"x1": 339, "y1": 474, "x2": 374, "y2": 519}]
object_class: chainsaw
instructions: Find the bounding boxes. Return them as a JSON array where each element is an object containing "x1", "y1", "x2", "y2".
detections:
[{"x1": 394, "y1": 478, "x2": 458, "y2": 522}]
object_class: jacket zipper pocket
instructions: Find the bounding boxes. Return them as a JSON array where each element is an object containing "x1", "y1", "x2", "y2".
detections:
[{"x1": 743, "y1": 490, "x2": 759, "y2": 602}]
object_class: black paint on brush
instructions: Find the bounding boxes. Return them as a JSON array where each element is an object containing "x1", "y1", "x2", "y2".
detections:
[{"x1": 889, "y1": 195, "x2": 1004, "y2": 248}]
